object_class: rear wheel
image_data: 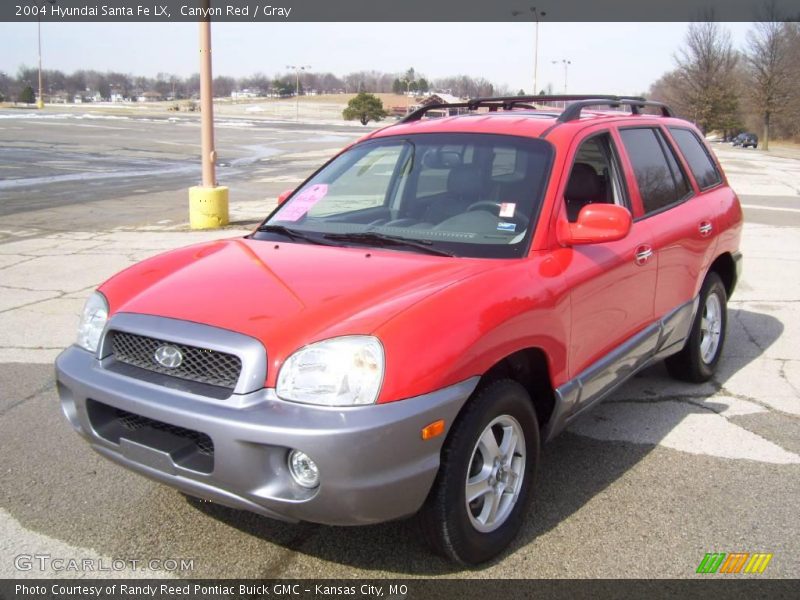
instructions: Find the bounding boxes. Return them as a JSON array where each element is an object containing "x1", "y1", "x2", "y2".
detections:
[
  {"x1": 666, "y1": 272, "x2": 727, "y2": 382},
  {"x1": 417, "y1": 379, "x2": 539, "y2": 564}
]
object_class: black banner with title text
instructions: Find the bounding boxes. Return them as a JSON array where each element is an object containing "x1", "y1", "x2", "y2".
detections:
[
  {"x1": 2, "y1": 579, "x2": 800, "y2": 600},
  {"x1": 3, "y1": 0, "x2": 800, "y2": 23}
]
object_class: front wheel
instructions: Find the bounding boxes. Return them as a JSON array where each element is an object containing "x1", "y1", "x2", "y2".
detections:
[
  {"x1": 666, "y1": 271, "x2": 727, "y2": 382},
  {"x1": 417, "y1": 379, "x2": 539, "y2": 564}
]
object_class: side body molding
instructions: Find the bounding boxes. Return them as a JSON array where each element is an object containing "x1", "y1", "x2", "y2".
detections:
[{"x1": 543, "y1": 297, "x2": 699, "y2": 442}]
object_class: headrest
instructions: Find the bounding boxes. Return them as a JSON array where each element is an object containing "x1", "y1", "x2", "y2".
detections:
[
  {"x1": 565, "y1": 162, "x2": 601, "y2": 201},
  {"x1": 447, "y1": 165, "x2": 483, "y2": 196},
  {"x1": 422, "y1": 149, "x2": 462, "y2": 169}
]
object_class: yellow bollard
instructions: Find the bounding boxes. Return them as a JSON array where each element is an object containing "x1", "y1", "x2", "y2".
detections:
[
  {"x1": 189, "y1": 185, "x2": 229, "y2": 229},
  {"x1": 36, "y1": 99, "x2": 44, "y2": 109}
]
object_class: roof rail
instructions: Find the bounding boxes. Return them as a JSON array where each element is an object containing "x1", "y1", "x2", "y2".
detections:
[
  {"x1": 556, "y1": 98, "x2": 673, "y2": 122},
  {"x1": 400, "y1": 102, "x2": 473, "y2": 123},
  {"x1": 467, "y1": 94, "x2": 642, "y2": 110},
  {"x1": 398, "y1": 94, "x2": 665, "y2": 124}
]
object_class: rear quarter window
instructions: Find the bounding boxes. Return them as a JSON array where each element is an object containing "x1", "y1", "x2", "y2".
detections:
[{"x1": 668, "y1": 127, "x2": 722, "y2": 190}]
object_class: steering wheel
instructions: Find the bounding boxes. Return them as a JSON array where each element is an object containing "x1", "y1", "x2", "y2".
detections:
[{"x1": 466, "y1": 201, "x2": 530, "y2": 230}]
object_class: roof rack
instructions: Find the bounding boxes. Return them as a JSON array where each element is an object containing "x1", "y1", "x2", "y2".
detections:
[
  {"x1": 556, "y1": 98, "x2": 673, "y2": 122},
  {"x1": 467, "y1": 94, "x2": 642, "y2": 110},
  {"x1": 399, "y1": 94, "x2": 671, "y2": 124}
]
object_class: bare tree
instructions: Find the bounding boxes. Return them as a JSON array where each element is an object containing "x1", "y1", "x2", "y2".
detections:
[
  {"x1": 672, "y1": 21, "x2": 740, "y2": 134},
  {"x1": 744, "y1": 14, "x2": 793, "y2": 150}
]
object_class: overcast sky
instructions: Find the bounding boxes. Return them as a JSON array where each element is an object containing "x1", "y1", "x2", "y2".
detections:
[{"x1": 0, "y1": 22, "x2": 753, "y2": 94}]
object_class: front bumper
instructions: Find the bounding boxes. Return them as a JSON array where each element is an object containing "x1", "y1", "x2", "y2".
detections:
[{"x1": 56, "y1": 345, "x2": 477, "y2": 525}]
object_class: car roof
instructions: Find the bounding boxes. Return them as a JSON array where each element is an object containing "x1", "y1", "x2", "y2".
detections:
[
  {"x1": 366, "y1": 109, "x2": 691, "y2": 142},
  {"x1": 362, "y1": 95, "x2": 687, "y2": 142}
]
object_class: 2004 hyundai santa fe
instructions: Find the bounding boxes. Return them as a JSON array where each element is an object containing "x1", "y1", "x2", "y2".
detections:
[{"x1": 56, "y1": 95, "x2": 743, "y2": 564}]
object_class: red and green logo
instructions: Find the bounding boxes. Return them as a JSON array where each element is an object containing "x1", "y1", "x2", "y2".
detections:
[{"x1": 696, "y1": 552, "x2": 773, "y2": 574}]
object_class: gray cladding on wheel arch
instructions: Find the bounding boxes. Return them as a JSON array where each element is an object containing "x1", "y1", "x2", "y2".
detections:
[{"x1": 97, "y1": 313, "x2": 267, "y2": 394}]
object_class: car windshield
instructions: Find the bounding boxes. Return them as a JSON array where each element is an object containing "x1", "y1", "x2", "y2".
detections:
[{"x1": 253, "y1": 133, "x2": 554, "y2": 258}]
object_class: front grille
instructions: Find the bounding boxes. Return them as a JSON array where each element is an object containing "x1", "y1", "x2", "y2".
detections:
[
  {"x1": 111, "y1": 331, "x2": 242, "y2": 389},
  {"x1": 116, "y1": 408, "x2": 214, "y2": 456}
]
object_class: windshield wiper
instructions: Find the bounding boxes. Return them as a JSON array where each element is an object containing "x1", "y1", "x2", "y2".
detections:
[
  {"x1": 323, "y1": 231, "x2": 455, "y2": 257},
  {"x1": 255, "y1": 224, "x2": 331, "y2": 246}
]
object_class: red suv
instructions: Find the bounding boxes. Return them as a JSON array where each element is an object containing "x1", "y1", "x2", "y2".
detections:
[{"x1": 56, "y1": 95, "x2": 743, "y2": 564}]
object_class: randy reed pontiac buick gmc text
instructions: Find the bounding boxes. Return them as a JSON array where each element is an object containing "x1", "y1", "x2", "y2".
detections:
[{"x1": 56, "y1": 95, "x2": 743, "y2": 564}]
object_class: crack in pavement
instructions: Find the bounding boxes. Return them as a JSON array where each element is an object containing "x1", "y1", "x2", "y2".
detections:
[
  {"x1": 779, "y1": 359, "x2": 800, "y2": 398},
  {"x1": 258, "y1": 525, "x2": 321, "y2": 579},
  {"x1": 733, "y1": 308, "x2": 767, "y2": 353},
  {"x1": 0, "y1": 378, "x2": 55, "y2": 418}
]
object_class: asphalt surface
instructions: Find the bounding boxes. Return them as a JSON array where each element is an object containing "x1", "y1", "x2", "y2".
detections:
[
  {"x1": 0, "y1": 110, "x2": 363, "y2": 229},
  {"x1": 0, "y1": 109, "x2": 798, "y2": 579}
]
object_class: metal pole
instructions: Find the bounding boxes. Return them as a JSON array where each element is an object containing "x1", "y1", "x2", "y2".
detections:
[
  {"x1": 295, "y1": 70, "x2": 299, "y2": 121},
  {"x1": 532, "y1": 7, "x2": 545, "y2": 95},
  {"x1": 552, "y1": 59, "x2": 571, "y2": 94},
  {"x1": 198, "y1": 17, "x2": 216, "y2": 187},
  {"x1": 37, "y1": 12, "x2": 43, "y2": 108},
  {"x1": 533, "y1": 19, "x2": 539, "y2": 96}
]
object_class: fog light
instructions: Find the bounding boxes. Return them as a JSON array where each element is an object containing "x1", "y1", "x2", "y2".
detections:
[{"x1": 288, "y1": 450, "x2": 320, "y2": 488}]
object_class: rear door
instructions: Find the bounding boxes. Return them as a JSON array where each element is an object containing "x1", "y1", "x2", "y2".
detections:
[{"x1": 618, "y1": 126, "x2": 720, "y2": 318}]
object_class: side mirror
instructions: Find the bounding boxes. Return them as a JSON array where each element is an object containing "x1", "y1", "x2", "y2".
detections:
[
  {"x1": 557, "y1": 204, "x2": 632, "y2": 246},
  {"x1": 276, "y1": 189, "x2": 294, "y2": 206}
]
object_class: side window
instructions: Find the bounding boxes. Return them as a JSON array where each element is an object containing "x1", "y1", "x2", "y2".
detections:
[
  {"x1": 668, "y1": 127, "x2": 722, "y2": 190},
  {"x1": 619, "y1": 128, "x2": 692, "y2": 215},
  {"x1": 563, "y1": 133, "x2": 628, "y2": 222}
]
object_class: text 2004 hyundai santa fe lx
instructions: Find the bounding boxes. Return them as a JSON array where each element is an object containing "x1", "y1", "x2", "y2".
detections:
[{"x1": 56, "y1": 95, "x2": 742, "y2": 564}]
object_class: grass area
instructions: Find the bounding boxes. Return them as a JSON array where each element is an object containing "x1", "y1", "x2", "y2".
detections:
[
  {"x1": 0, "y1": 93, "x2": 413, "y2": 123},
  {"x1": 223, "y1": 92, "x2": 410, "y2": 106}
]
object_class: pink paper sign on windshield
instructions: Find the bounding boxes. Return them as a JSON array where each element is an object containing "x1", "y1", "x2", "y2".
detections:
[{"x1": 275, "y1": 184, "x2": 329, "y2": 222}]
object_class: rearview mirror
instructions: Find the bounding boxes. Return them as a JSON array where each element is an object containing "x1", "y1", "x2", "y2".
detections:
[
  {"x1": 276, "y1": 189, "x2": 294, "y2": 206},
  {"x1": 557, "y1": 204, "x2": 632, "y2": 246}
]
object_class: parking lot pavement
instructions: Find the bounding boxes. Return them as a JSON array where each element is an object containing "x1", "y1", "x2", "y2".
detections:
[
  {"x1": 0, "y1": 118, "x2": 798, "y2": 579},
  {"x1": 713, "y1": 144, "x2": 800, "y2": 227}
]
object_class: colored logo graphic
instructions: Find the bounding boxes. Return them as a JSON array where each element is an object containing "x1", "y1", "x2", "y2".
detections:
[{"x1": 696, "y1": 552, "x2": 773, "y2": 574}]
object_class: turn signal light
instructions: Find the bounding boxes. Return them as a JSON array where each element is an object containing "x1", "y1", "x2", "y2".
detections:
[{"x1": 421, "y1": 419, "x2": 445, "y2": 440}]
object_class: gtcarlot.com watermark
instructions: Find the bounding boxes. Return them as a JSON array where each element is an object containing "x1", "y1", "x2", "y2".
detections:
[{"x1": 14, "y1": 553, "x2": 194, "y2": 573}]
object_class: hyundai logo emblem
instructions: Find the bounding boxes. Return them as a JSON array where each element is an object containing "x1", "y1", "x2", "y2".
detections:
[{"x1": 154, "y1": 344, "x2": 183, "y2": 369}]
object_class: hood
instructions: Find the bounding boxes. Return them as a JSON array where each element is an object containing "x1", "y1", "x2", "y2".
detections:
[{"x1": 100, "y1": 237, "x2": 491, "y2": 378}]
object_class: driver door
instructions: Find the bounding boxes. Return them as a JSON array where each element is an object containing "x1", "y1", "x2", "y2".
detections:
[{"x1": 558, "y1": 129, "x2": 657, "y2": 403}]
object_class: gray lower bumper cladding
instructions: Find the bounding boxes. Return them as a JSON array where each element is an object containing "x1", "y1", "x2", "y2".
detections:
[{"x1": 56, "y1": 345, "x2": 477, "y2": 526}]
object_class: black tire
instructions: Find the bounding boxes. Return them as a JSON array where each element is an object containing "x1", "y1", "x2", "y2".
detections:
[
  {"x1": 665, "y1": 271, "x2": 727, "y2": 382},
  {"x1": 417, "y1": 379, "x2": 539, "y2": 565}
]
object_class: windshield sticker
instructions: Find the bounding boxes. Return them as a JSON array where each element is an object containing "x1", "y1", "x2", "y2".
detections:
[
  {"x1": 497, "y1": 222, "x2": 516, "y2": 232},
  {"x1": 499, "y1": 202, "x2": 516, "y2": 218},
  {"x1": 275, "y1": 184, "x2": 328, "y2": 222}
]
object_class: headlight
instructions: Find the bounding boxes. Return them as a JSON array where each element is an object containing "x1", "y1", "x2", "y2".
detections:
[
  {"x1": 76, "y1": 291, "x2": 109, "y2": 353},
  {"x1": 276, "y1": 336, "x2": 384, "y2": 406}
]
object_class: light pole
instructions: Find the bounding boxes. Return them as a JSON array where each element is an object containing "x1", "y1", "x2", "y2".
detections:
[
  {"x1": 552, "y1": 59, "x2": 571, "y2": 94},
  {"x1": 286, "y1": 65, "x2": 311, "y2": 121},
  {"x1": 511, "y1": 6, "x2": 545, "y2": 95},
  {"x1": 401, "y1": 77, "x2": 414, "y2": 114},
  {"x1": 36, "y1": 0, "x2": 56, "y2": 109},
  {"x1": 188, "y1": 2, "x2": 229, "y2": 229}
]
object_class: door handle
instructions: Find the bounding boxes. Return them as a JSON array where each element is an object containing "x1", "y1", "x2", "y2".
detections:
[
  {"x1": 699, "y1": 221, "x2": 713, "y2": 236},
  {"x1": 634, "y1": 245, "x2": 653, "y2": 266}
]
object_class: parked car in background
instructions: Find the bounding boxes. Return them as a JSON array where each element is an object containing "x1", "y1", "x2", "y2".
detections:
[
  {"x1": 732, "y1": 132, "x2": 759, "y2": 148},
  {"x1": 56, "y1": 94, "x2": 743, "y2": 565}
]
